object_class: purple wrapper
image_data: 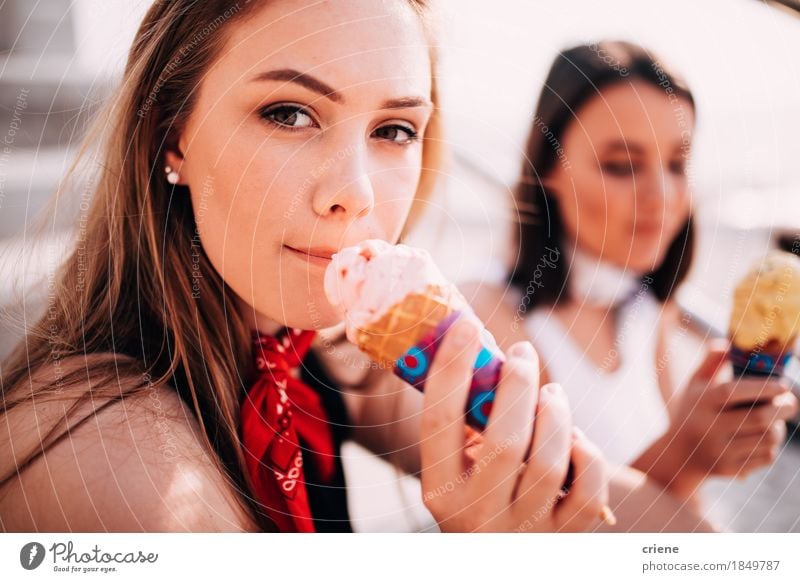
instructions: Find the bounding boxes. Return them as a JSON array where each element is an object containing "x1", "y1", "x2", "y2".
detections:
[
  {"x1": 392, "y1": 310, "x2": 505, "y2": 431},
  {"x1": 729, "y1": 345, "x2": 792, "y2": 378}
]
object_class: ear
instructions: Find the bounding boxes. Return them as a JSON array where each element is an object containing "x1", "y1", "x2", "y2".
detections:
[{"x1": 163, "y1": 131, "x2": 189, "y2": 186}]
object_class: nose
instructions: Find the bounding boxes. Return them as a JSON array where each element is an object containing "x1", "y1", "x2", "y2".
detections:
[
  {"x1": 638, "y1": 165, "x2": 679, "y2": 210},
  {"x1": 311, "y1": 145, "x2": 375, "y2": 220}
]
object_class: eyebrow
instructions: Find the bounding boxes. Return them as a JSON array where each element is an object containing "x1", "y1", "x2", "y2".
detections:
[
  {"x1": 380, "y1": 96, "x2": 433, "y2": 110},
  {"x1": 250, "y1": 68, "x2": 432, "y2": 110},
  {"x1": 602, "y1": 139, "x2": 688, "y2": 156},
  {"x1": 251, "y1": 68, "x2": 343, "y2": 102},
  {"x1": 601, "y1": 140, "x2": 645, "y2": 155}
]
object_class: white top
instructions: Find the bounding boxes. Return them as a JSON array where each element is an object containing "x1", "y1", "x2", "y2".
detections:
[{"x1": 520, "y1": 289, "x2": 671, "y2": 466}]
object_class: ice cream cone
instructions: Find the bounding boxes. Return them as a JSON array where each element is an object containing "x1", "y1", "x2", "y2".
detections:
[
  {"x1": 729, "y1": 338, "x2": 795, "y2": 378},
  {"x1": 323, "y1": 240, "x2": 504, "y2": 429},
  {"x1": 728, "y1": 251, "x2": 800, "y2": 378},
  {"x1": 353, "y1": 283, "x2": 459, "y2": 366},
  {"x1": 355, "y1": 285, "x2": 503, "y2": 431}
]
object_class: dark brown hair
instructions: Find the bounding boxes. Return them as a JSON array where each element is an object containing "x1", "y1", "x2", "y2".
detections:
[{"x1": 508, "y1": 40, "x2": 696, "y2": 308}]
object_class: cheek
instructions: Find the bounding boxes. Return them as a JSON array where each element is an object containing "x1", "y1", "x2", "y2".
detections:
[
  {"x1": 561, "y1": 178, "x2": 623, "y2": 244},
  {"x1": 214, "y1": 137, "x2": 313, "y2": 253},
  {"x1": 667, "y1": 181, "x2": 691, "y2": 229},
  {"x1": 188, "y1": 120, "x2": 298, "y2": 241},
  {"x1": 189, "y1": 176, "x2": 265, "y2": 291},
  {"x1": 196, "y1": 160, "x2": 284, "y2": 261},
  {"x1": 188, "y1": 139, "x2": 306, "y2": 309},
  {"x1": 370, "y1": 165, "x2": 419, "y2": 240}
]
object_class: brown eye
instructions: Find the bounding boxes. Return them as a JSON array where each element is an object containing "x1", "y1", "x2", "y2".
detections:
[
  {"x1": 259, "y1": 104, "x2": 316, "y2": 129},
  {"x1": 601, "y1": 161, "x2": 636, "y2": 176},
  {"x1": 372, "y1": 124, "x2": 418, "y2": 144},
  {"x1": 669, "y1": 160, "x2": 687, "y2": 175}
]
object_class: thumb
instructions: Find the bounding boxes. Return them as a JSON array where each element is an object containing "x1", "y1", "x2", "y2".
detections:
[{"x1": 691, "y1": 339, "x2": 730, "y2": 384}]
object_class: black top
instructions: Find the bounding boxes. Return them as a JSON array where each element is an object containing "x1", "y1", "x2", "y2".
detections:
[{"x1": 299, "y1": 348, "x2": 353, "y2": 533}]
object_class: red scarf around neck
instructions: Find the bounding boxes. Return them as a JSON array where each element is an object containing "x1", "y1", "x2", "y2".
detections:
[{"x1": 240, "y1": 328, "x2": 336, "y2": 532}]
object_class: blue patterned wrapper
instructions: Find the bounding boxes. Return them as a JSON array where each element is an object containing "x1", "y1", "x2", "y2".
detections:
[
  {"x1": 392, "y1": 310, "x2": 505, "y2": 431},
  {"x1": 729, "y1": 345, "x2": 792, "y2": 378}
]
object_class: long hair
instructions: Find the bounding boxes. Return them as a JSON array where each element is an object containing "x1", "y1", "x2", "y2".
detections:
[
  {"x1": 0, "y1": 0, "x2": 444, "y2": 531},
  {"x1": 508, "y1": 40, "x2": 696, "y2": 308}
]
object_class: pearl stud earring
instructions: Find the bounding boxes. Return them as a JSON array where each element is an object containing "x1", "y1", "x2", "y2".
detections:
[{"x1": 165, "y1": 165, "x2": 180, "y2": 185}]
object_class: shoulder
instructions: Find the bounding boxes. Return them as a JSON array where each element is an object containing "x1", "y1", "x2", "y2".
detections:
[
  {"x1": 460, "y1": 282, "x2": 552, "y2": 385},
  {"x1": 653, "y1": 299, "x2": 693, "y2": 403},
  {"x1": 1, "y1": 355, "x2": 257, "y2": 532},
  {"x1": 654, "y1": 299, "x2": 686, "y2": 349},
  {"x1": 459, "y1": 281, "x2": 528, "y2": 350}
]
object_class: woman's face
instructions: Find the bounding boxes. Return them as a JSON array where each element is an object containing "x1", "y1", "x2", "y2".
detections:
[
  {"x1": 165, "y1": 0, "x2": 432, "y2": 331},
  {"x1": 546, "y1": 81, "x2": 694, "y2": 273}
]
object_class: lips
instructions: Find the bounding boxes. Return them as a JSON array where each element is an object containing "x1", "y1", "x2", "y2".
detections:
[
  {"x1": 284, "y1": 244, "x2": 338, "y2": 266},
  {"x1": 633, "y1": 222, "x2": 662, "y2": 235}
]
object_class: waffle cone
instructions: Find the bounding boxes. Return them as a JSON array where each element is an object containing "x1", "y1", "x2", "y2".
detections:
[
  {"x1": 731, "y1": 335, "x2": 796, "y2": 358},
  {"x1": 354, "y1": 283, "x2": 464, "y2": 367}
]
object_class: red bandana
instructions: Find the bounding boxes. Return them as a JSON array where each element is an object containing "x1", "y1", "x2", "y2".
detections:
[{"x1": 240, "y1": 328, "x2": 336, "y2": 532}]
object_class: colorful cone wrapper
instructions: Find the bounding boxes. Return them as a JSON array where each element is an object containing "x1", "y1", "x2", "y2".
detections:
[
  {"x1": 392, "y1": 310, "x2": 505, "y2": 431},
  {"x1": 729, "y1": 345, "x2": 792, "y2": 378}
]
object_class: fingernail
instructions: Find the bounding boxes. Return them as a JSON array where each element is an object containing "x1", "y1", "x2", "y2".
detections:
[
  {"x1": 451, "y1": 319, "x2": 477, "y2": 347},
  {"x1": 542, "y1": 383, "x2": 560, "y2": 396},
  {"x1": 508, "y1": 341, "x2": 535, "y2": 359},
  {"x1": 600, "y1": 505, "x2": 617, "y2": 526},
  {"x1": 573, "y1": 427, "x2": 585, "y2": 441}
]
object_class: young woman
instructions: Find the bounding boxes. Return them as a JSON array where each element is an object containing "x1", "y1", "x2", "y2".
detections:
[
  {"x1": 0, "y1": 0, "x2": 609, "y2": 533},
  {"x1": 465, "y1": 41, "x2": 798, "y2": 505}
]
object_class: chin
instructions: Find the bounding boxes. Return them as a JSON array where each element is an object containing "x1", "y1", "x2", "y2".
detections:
[
  {"x1": 626, "y1": 249, "x2": 668, "y2": 274},
  {"x1": 285, "y1": 299, "x2": 343, "y2": 332}
]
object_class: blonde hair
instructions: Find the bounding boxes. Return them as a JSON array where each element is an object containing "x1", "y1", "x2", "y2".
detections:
[{"x1": 1, "y1": 0, "x2": 444, "y2": 531}]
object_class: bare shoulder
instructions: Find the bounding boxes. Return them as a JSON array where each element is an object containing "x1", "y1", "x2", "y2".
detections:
[
  {"x1": 658, "y1": 300, "x2": 682, "y2": 333},
  {"x1": 459, "y1": 281, "x2": 528, "y2": 350},
  {"x1": 0, "y1": 356, "x2": 257, "y2": 532},
  {"x1": 460, "y1": 281, "x2": 552, "y2": 385},
  {"x1": 654, "y1": 300, "x2": 707, "y2": 407}
]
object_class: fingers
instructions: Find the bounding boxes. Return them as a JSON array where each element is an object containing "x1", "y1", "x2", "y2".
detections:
[
  {"x1": 726, "y1": 395, "x2": 797, "y2": 436},
  {"x1": 420, "y1": 316, "x2": 482, "y2": 501},
  {"x1": 709, "y1": 421, "x2": 786, "y2": 478},
  {"x1": 776, "y1": 391, "x2": 800, "y2": 420},
  {"x1": 721, "y1": 441, "x2": 782, "y2": 477},
  {"x1": 473, "y1": 341, "x2": 540, "y2": 499},
  {"x1": 512, "y1": 382, "x2": 572, "y2": 513},
  {"x1": 727, "y1": 422, "x2": 786, "y2": 457},
  {"x1": 552, "y1": 429, "x2": 608, "y2": 532},
  {"x1": 463, "y1": 424, "x2": 484, "y2": 465},
  {"x1": 690, "y1": 340, "x2": 730, "y2": 385},
  {"x1": 715, "y1": 378, "x2": 790, "y2": 409}
]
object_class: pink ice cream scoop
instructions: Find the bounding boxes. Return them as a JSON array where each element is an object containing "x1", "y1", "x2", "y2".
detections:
[{"x1": 324, "y1": 239, "x2": 502, "y2": 430}]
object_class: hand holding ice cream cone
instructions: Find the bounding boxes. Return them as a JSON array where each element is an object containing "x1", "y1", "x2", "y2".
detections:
[{"x1": 324, "y1": 239, "x2": 616, "y2": 528}]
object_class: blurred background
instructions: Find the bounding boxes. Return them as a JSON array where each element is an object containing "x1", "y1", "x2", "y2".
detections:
[{"x1": 1, "y1": 0, "x2": 799, "y2": 532}]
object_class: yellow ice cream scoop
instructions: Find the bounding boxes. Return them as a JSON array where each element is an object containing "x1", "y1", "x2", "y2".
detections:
[{"x1": 729, "y1": 250, "x2": 800, "y2": 376}]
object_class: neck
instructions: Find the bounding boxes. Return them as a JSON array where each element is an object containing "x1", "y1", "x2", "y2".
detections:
[
  {"x1": 234, "y1": 295, "x2": 284, "y2": 337},
  {"x1": 566, "y1": 241, "x2": 642, "y2": 310}
]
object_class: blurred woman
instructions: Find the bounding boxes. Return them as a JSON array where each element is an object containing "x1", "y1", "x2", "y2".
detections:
[{"x1": 465, "y1": 41, "x2": 798, "y2": 505}]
